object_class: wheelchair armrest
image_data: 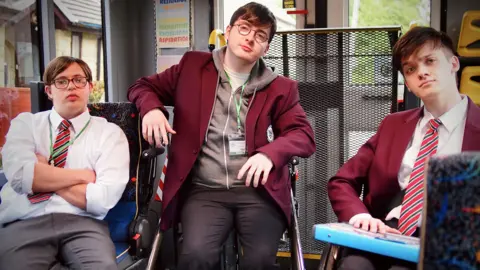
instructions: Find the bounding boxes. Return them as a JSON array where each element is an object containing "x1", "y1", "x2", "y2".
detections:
[
  {"x1": 138, "y1": 144, "x2": 165, "y2": 203},
  {"x1": 141, "y1": 145, "x2": 165, "y2": 159},
  {"x1": 290, "y1": 156, "x2": 299, "y2": 166},
  {"x1": 289, "y1": 156, "x2": 299, "y2": 186},
  {"x1": 129, "y1": 145, "x2": 165, "y2": 258}
]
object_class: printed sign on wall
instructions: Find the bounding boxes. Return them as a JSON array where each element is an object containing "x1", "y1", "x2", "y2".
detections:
[{"x1": 156, "y1": 0, "x2": 190, "y2": 48}]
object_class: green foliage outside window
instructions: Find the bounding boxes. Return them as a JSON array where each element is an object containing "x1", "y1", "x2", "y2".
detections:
[
  {"x1": 89, "y1": 80, "x2": 105, "y2": 103},
  {"x1": 349, "y1": 0, "x2": 430, "y2": 84}
]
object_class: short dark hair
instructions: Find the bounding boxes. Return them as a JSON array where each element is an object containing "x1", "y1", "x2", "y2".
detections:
[
  {"x1": 43, "y1": 56, "x2": 93, "y2": 85},
  {"x1": 229, "y1": 2, "x2": 277, "y2": 43},
  {"x1": 392, "y1": 26, "x2": 456, "y2": 74}
]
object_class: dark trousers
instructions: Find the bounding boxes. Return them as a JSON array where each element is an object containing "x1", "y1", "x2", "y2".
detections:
[
  {"x1": 0, "y1": 213, "x2": 117, "y2": 270},
  {"x1": 336, "y1": 219, "x2": 417, "y2": 270},
  {"x1": 177, "y1": 185, "x2": 287, "y2": 270},
  {"x1": 336, "y1": 248, "x2": 417, "y2": 270}
]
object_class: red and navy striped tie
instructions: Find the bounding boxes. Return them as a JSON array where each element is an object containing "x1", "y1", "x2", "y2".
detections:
[
  {"x1": 398, "y1": 118, "x2": 442, "y2": 236},
  {"x1": 28, "y1": 119, "x2": 71, "y2": 204}
]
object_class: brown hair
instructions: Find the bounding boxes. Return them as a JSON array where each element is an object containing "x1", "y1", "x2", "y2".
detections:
[
  {"x1": 229, "y1": 2, "x2": 277, "y2": 43},
  {"x1": 43, "y1": 56, "x2": 93, "y2": 85},
  {"x1": 393, "y1": 26, "x2": 456, "y2": 74}
]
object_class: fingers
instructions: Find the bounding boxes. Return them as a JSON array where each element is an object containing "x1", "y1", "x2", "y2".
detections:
[
  {"x1": 144, "y1": 123, "x2": 172, "y2": 147},
  {"x1": 157, "y1": 125, "x2": 168, "y2": 146},
  {"x1": 250, "y1": 164, "x2": 261, "y2": 187},
  {"x1": 237, "y1": 159, "x2": 251, "y2": 181},
  {"x1": 377, "y1": 221, "x2": 386, "y2": 234},
  {"x1": 242, "y1": 162, "x2": 270, "y2": 187},
  {"x1": 245, "y1": 164, "x2": 257, "y2": 187},
  {"x1": 154, "y1": 125, "x2": 163, "y2": 147},
  {"x1": 142, "y1": 121, "x2": 148, "y2": 142},
  {"x1": 81, "y1": 169, "x2": 96, "y2": 184},
  {"x1": 239, "y1": 154, "x2": 273, "y2": 187},
  {"x1": 355, "y1": 218, "x2": 387, "y2": 233},
  {"x1": 385, "y1": 226, "x2": 401, "y2": 234},
  {"x1": 146, "y1": 125, "x2": 154, "y2": 146},
  {"x1": 166, "y1": 122, "x2": 177, "y2": 134},
  {"x1": 261, "y1": 167, "x2": 271, "y2": 186},
  {"x1": 142, "y1": 109, "x2": 175, "y2": 147},
  {"x1": 370, "y1": 219, "x2": 379, "y2": 233},
  {"x1": 361, "y1": 219, "x2": 370, "y2": 231},
  {"x1": 353, "y1": 219, "x2": 362, "y2": 229},
  {"x1": 157, "y1": 122, "x2": 176, "y2": 146}
]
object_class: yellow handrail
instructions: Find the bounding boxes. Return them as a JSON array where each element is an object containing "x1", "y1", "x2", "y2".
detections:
[{"x1": 208, "y1": 29, "x2": 227, "y2": 52}]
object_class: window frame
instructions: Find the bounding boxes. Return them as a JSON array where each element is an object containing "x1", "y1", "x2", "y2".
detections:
[{"x1": 71, "y1": 32, "x2": 82, "y2": 58}]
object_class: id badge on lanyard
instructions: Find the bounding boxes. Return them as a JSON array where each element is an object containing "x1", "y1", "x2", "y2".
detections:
[
  {"x1": 225, "y1": 71, "x2": 250, "y2": 157},
  {"x1": 228, "y1": 132, "x2": 246, "y2": 157}
]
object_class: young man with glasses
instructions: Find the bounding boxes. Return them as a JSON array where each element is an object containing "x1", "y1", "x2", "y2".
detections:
[
  {"x1": 0, "y1": 56, "x2": 129, "y2": 269},
  {"x1": 128, "y1": 2, "x2": 315, "y2": 269}
]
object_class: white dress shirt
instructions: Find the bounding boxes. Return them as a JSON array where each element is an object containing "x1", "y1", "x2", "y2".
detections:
[
  {"x1": 0, "y1": 108, "x2": 130, "y2": 225},
  {"x1": 349, "y1": 95, "x2": 469, "y2": 226}
]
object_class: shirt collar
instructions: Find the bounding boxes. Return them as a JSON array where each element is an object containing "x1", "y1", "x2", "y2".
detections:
[
  {"x1": 50, "y1": 107, "x2": 90, "y2": 133},
  {"x1": 422, "y1": 95, "x2": 468, "y2": 133}
]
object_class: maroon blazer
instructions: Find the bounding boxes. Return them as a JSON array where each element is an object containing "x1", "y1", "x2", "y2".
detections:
[
  {"x1": 128, "y1": 51, "x2": 316, "y2": 230},
  {"x1": 328, "y1": 98, "x2": 480, "y2": 222}
]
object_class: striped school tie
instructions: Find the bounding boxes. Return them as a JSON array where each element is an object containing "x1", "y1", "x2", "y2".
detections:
[
  {"x1": 398, "y1": 118, "x2": 442, "y2": 236},
  {"x1": 28, "y1": 119, "x2": 71, "y2": 204}
]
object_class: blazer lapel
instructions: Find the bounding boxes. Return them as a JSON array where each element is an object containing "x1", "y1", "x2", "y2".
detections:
[
  {"x1": 245, "y1": 91, "x2": 267, "y2": 155},
  {"x1": 199, "y1": 63, "x2": 218, "y2": 145},
  {"x1": 462, "y1": 98, "x2": 480, "y2": 151}
]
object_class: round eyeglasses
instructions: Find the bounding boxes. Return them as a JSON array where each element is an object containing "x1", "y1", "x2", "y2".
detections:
[
  {"x1": 234, "y1": 24, "x2": 269, "y2": 43},
  {"x1": 52, "y1": 77, "x2": 88, "y2": 89}
]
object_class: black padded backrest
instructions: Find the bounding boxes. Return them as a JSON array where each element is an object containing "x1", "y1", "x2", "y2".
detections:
[
  {"x1": 420, "y1": 152, "x2": 480, "y2": 269},
  {"x1": 87, "y1": 102, "x2": 150, "y2": 202}
]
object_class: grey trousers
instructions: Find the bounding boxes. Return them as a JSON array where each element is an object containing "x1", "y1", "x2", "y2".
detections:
[
  {"x1": 0, "y1": 213, "x2": 117, "y2": 270},
  {"x1": 177, "y1": 185, "x2": 287, "y2": 270}
]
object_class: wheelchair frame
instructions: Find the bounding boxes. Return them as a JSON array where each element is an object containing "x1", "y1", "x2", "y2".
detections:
[{"x1": 146, "y1": 157, "x2": 306, "y2": 269}]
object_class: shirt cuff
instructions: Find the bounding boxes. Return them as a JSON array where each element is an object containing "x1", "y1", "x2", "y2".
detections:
[
  {"x1": 385, "y1": 205, "x2": 401, "y2": 221},
  {"x1": 85, "y1": 183, "x2": 106, "y2": 217},
  {"x1": 20, "y1": 160, "x2": 35, "y2": 195},
  {"x1": 348, "y1": 213, "x2": 372, "y2": 225}
]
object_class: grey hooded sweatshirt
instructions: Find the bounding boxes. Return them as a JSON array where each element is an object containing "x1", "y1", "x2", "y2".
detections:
[{"x1": 191, "y1": 46, "x2": 278, "y2": 188}]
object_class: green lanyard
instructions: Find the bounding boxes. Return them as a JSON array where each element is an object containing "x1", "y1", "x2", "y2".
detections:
[
  {"x1": 225, "y1": 71, "x2": 250, "y2": 132},
  {"x1": 48, "y1": 114, "x2": 91, "y2": 163}
]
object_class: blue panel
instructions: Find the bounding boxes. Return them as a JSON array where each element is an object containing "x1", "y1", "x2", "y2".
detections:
[
  {"x1": 313, "y1": 223, "x2": 420, "y2": 263},
  {"x1": 105, "y1": 201, "x2": 136, "y2": 242},
  {"x1": 115, "y1": 242, "x2": 130, "y2": 263}
]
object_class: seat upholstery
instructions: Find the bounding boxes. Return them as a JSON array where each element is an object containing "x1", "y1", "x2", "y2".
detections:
[
  {"x1": 419, "y1": 152, "x2": 480, "y2": 270},
  {"x1": 87, "y1": 102, "x2": 151, "y2": 264}
]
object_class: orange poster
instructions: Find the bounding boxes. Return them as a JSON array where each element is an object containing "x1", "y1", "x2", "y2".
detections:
[{"x1": 0, "y1": 87, "x2": 31, "y2": 149}]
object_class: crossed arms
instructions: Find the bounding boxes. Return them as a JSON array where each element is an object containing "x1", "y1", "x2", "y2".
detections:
[{"x1": 1, "y1": 113, "x2": 130, "y2": 217}]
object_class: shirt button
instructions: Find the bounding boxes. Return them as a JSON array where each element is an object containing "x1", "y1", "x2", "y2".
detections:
[{"x1": 193, "y1": 149, "x2": 197, "y2": 154}]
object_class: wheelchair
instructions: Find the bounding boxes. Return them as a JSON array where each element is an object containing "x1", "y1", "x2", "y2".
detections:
[
  {"x1": 147, "y1": 157, "x2": 306, "y2": 270},
  {"x1": 26, "y1": 82, "x2": 164, "y2": 269},
  {"x1": 88, "y1": 102, "x2": 164, "y2": 269}
]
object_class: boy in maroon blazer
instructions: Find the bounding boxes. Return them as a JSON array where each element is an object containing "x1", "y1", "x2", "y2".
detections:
[
  {"x1": 328, "y1": 27, "x2": 480, "y2": 270},
  {"x1": 128, "y1": 2, "x2": 315, "y2": 269}
]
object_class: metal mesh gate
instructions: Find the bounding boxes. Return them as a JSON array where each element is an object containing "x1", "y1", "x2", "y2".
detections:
[{"x1": 263, "y1": 27, "x2": 401, "y2": 256}]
